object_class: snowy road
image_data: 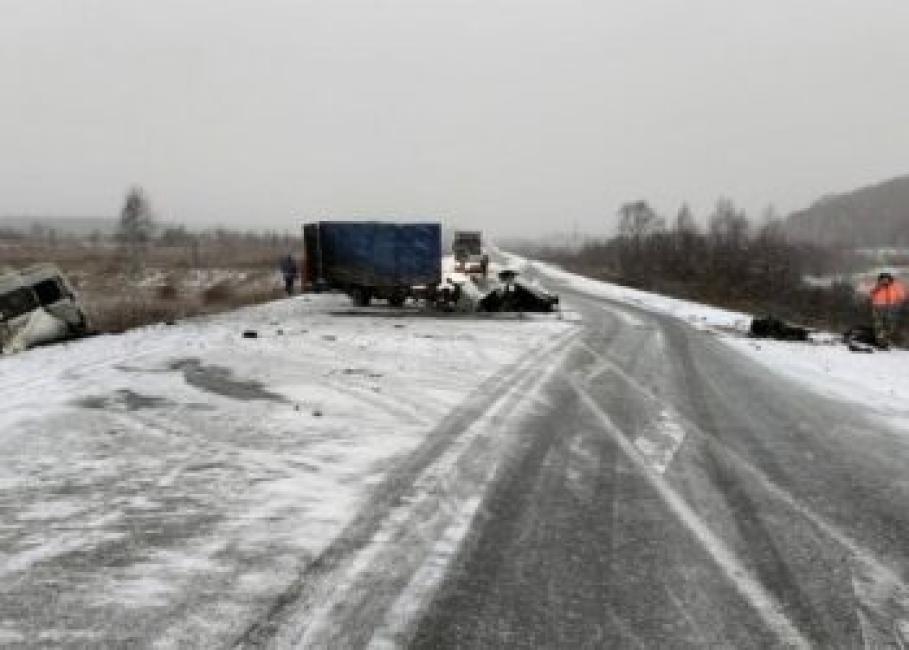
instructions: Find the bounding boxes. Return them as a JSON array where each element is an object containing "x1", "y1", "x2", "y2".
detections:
[
  {"x1": 407, "y1": 271, "x2": 909, "y2": 649},
  {"x1": 3, "y1": 271, "x2": 909, "y2": 648},
  {"x1": 0, "y1": 294, "x2": 571, "y2": 646}
]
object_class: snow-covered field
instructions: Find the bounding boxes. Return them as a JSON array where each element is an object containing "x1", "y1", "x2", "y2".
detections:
[
  {"x1": 0, "y1": 293, "x2": 570, "y2": 646},
  {"x1": 504, "y1": 254, "x2": 909, "y2": 429}
]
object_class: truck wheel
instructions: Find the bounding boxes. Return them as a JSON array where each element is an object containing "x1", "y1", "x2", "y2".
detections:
[
  {"x1": 352, "y1": 287, "x2": 371, "y2": 307},
  {"x1": 388, "y1": 293, "x2": 406, "y2": 308}
]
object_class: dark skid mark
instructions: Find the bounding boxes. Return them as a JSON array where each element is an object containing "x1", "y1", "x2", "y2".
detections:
[
  {"x1": 76, "y1": 396, "x2": 109, "y2": 410},
  {"x1": 113, "y1": 364, "x2": 171, "y2": 374},
  {"x1": 120, "y1": 389, "x2": 170, "y2": 411},
  {"x1": 185, "y1": 461, "x2": 228, "y2": 472},
  {"x1": 328, "y1": 309, "x2": 542, "y2": 321},
  {"x1": 75, "y1": 390, "x2": 170, "y2": 411},
  {"x1": 169, "y1": 358, "x2": 285, "y2": 402},
  {"x1": 187, "y1": 402, "x2": 216, "y2": 411},
  {"x1": 339, "y1": 368, "x2": 384, "y2": 379}
]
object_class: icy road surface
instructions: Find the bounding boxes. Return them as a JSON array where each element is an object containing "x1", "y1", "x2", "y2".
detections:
[
  {"x1": 4, "y1": 266, "x2": 909, "y2": 649},
  {"x1": 250, "y1": 263, "x2": 908, "y2": 648},
  {"x1": 506, "y1": 253, "x2": 909, "y2": 426},
  {"x1": 0, "y1": 294, "x2": 571, "y2": 646},
  {"x1": 405, "y1": 256, "x2": 909, "y2": 649}
]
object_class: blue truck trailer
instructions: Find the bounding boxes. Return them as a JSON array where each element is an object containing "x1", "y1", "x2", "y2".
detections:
[{"x1": 303, "y1": 221, "x2": 442, "y2": 306}]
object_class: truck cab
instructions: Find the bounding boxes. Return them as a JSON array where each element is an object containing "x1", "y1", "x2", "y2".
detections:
[{"x1": 452, "y1": 231, "x2": 485, "y2": 273}]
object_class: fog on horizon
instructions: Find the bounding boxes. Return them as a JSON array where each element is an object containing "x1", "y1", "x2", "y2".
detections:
[{"x1": 2, "y1": 0, "x2": 908, "y2": 237}]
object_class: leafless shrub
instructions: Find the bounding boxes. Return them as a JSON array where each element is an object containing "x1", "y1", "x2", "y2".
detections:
[
  {"x1": 156, "y1": 280, "x2": 179, "y2": 300},
  {"x1": 201, "y1": 281, "x2": 234, "y2": 304},
  {"x1": 86, "y1": 296, "x2": 184, "y2": 334}
]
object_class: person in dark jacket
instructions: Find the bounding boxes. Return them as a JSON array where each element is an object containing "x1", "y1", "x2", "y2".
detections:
[
  {"x1": 280, "y1": 254, "x2": 298, "y2": 295},
  {"x1": 479, "y1": 253, "x2": 489, "y2": 278}
]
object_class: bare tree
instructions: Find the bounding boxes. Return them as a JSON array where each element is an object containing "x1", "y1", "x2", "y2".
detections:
[
  {"x1": 617, "y1": 200, "x2": 664, "y2": 238},
  {"x1": 613, "y1": 201, "x2": 664, "y2": 282},
  {"x1": 674, "y1": 203, "x2": 698, "y2": 234},
  {"x1": 118, "y1": 186, "x2": 156, "y2": 278},
  {"x1": 760, "y1": 203, "x2": 779, "y2": 226},
  {"x1": 708, "y1": 198, "x2": 749, "y2": 245}
]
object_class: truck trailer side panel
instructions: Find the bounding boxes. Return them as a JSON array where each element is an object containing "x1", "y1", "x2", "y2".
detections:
[{"x1": 308, "y1": 221, "x2": 442, "y2": 289}]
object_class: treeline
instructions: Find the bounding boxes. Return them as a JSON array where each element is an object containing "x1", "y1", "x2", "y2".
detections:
[
  {"x1": 0, "y1": 187, "x2": 303, "y2": 273},
  {"x1": 1, "y1": 187, "x2": 302, "y2": 251},
  {"x1": 0, "y1": 223, "x2": 302, "y2": 249},
  {"x1": 527, "y1": 199, "x2": 873, "y2": 331}
]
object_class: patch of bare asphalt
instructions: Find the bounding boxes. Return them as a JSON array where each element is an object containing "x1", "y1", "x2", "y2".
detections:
[
  {"x1": 75, "y1": 390, "x2": 171, "y2": 412},
  {"x1": 168, "y1": 358, "x2": 286, "y2": 402}
]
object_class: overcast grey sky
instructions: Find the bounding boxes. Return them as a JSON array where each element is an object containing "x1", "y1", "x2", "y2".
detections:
[{"x1": 2, "y1": 1, "x2": 908, "y2": 235}]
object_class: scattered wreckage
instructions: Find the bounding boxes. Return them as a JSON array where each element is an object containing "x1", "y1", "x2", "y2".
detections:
[
  {"x1": 0, "y1": 264, "x2": 88, "y2": 354},
  {"x1": 749, "y1": 314, "x2": 899, "y2": 353},
  {"x1": 748, "y1": 315, "x2": 810, "y2": 342},
  {"x1": 436, "y1": 269, "x2": 559, "y2": 313}
]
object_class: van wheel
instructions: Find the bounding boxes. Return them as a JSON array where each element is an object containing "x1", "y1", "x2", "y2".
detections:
[
  {"x1": 388, "y1": 293, "x2": 406, "y2": 308},
  {"x1": 71, "y1": 310, "x2": 88, "y2": 334}
]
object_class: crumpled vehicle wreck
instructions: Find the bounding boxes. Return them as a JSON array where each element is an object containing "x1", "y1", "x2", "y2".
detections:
[
  {"x1": 438, "y1": 269, "x2": 560, "y2": 314},
  {"x1": 0, "y1": 263, "x2": 89, "y2": 354}
]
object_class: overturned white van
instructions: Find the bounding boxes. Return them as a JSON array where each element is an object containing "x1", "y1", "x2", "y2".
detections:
[{"x1": 0, "y1": 264, "x2": 89, "y2": 354}]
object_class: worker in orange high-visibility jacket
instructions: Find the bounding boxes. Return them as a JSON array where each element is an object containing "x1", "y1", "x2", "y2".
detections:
[{"x1": 870, "y1": 272, "x2": 907, "y2": 349}]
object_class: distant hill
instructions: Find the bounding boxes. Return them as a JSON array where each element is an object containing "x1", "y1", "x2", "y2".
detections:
[
  {"x1": 785, "y1": 175, "x2": 909, "y2": 247},
  {"x1": 0, "y1": 216, "x2": 117, "y2": 236}
]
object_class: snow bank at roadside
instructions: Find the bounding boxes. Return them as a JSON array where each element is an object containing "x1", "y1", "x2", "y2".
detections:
[
  {"x1": 725, "y1": 336, "x2": 909, "y2": 421},
  {"x1": 501, "y1": 253, "x2": 753, "y2": 332},
  {"x1": 504, "y1": 253, "x2": 909, "y2": 423}
]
